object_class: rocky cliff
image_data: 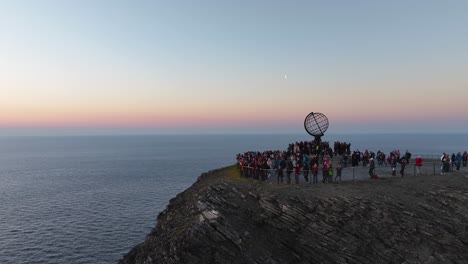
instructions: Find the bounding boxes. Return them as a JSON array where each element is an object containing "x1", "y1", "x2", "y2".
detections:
[{"x1": 120, "y1": 165, "x2": 468, "y2": 264}]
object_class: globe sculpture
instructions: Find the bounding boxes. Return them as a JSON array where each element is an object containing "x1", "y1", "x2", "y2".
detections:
[{"x1": 304, "y1": 112, "x2": 329, "y2": 144}]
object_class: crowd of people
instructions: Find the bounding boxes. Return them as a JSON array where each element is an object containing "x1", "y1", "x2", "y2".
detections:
[
  {"x1": 236, "y1": 140, "x2": 346, "y2": 184},
  {"x1": 236, "y1": 140, "x2": 468, "y2": 184},
  {"x1": 440, "y1": 152, "x2": 468, "y2": 174}
]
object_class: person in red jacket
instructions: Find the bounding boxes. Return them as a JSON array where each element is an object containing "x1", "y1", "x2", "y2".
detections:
[
  {"x1": 311, "y1": 163, "x2": 319, "y2": 184},
  {"x1": 415, "y1": 156, "x2": 423, "y2": 174},
  {"x1": 294, "y1": 160, "x2": 301, "y2": 184}
]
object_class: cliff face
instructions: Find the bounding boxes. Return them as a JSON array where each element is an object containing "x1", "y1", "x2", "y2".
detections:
[{"x1": 120, "y1": 165, "x2": 468, "y2": 264}]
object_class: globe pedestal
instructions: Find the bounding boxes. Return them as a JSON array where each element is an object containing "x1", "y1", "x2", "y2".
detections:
[{"x1": 313, "y1": 135, "x2": 323, "y2": 146}]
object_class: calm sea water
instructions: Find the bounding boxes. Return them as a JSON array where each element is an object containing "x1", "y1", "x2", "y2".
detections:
[{"x1": 0, "y1": 134, "x2": 467, "y2": 264}]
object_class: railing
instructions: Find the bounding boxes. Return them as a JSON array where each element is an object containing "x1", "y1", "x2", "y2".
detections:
[{"x1": 238, "y1": 161, "x2": 468, "y2": 184}]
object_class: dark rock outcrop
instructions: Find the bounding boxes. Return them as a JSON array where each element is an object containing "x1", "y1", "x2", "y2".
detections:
[{"x1": 120, "y1": 165, "x2": 468, "y2": 264}]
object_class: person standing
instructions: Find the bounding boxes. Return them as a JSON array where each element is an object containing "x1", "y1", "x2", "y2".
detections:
[
  {"x1": 343, "y1": 153, "x2": 348, "y2": 168},
  {"x1": 369, "y1": 158, "x2": 375, "y2": 178},
  {"x1": 405, "y1": 150, "x2": 412, "y2": 164},
  {"x1": 335, "y1": 161, "x2": 342, "y2": 182},
  {"x1": 294, "y1": 160, "x2": 301, "y2": 184},
  {"x1": 381, "y1": 152, "x2": 387, "y2": 166},
  {"x1": 441, "y1": 153, "x2": 450, "y2": 174},
  {"x1": 455, "y1": 152, "x2": 462, "y2": 171},
  {"x1": 400, "y1": 158, "x2": 406, "y2": 177},
  {"x1": 255, "y1": 160, "x2": 262, "y2": 180},
  {"x1": 463, "y1": 151, "x2": 468, "y2": 167},
  {"x1": 440, "y1": 153, "x2": 446, "y2": 175},
  {"x1": 249, "y1": 160, "x2": 255, "y2": 178},
  {"x1": 415, "y1": 156, "x2": 423, "y2": 174},
  {"x1": 391, "y1": 156, "x2": 397, "y2": 176},
  {"x1": 302, "y1": 162, "x2": 310, "y2": 183},
  {"x1": 362, "y1": 150, "x2": 369, "y2": 167},
  {"x1": 266, "y1": 158, "x2": 273, "y2": 179},
  {"x1": 262, "y1": 161, "x2": 269, "y2": 181},
  {"x1": 277, "y1": 158, "x2": 286, "y2": 183},
  {"x1": 312, "y1": 163, "x2": 318, "y2": 184},
  {"x1": 327, "y1": 164, "x2": 333, "y2": 183},
  {"x1": 451, "y1": 153, "x2": 456, "y2": 172},
  {"x1": 322, "y1": 163, "x2": 329, "y2": 183},
  {"x1": 286, "y1": 159, "x2": 293, "y2": 184}
]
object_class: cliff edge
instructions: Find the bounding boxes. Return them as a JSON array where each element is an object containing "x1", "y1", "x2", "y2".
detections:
[{"x1": 120, "y1": 165, "x2": 468, "y2": 264}]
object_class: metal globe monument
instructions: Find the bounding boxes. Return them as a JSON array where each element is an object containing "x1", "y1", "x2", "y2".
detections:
[{"x1": 304, "y1": 112, "x2": 329, "y2": 144}]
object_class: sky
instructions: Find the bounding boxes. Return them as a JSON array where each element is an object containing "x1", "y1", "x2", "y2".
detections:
[{"x1": 1, "y1": 0, "x2": 467, "y2": 135}]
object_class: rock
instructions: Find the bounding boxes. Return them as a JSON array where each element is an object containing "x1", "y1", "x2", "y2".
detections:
[
  {"x1": 120, "y1": 165, "x2": 468, "y2": 264},
  {"x1": 248, "y1": 192, "x2": 258, "y2": 199}
]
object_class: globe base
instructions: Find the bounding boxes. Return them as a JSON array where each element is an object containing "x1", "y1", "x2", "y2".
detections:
[{"x1": 314, "y1": 135, "x2": 322, "y2": 144}]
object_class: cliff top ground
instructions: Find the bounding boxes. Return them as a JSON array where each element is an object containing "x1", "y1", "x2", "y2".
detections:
[{"x1": 121, "y1": 164, "x2": 468, "y2": 264}]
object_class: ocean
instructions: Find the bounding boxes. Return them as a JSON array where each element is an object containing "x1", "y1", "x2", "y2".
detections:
[{"x1": 0, "y1": 134, "x2": 467, "y2": 264}]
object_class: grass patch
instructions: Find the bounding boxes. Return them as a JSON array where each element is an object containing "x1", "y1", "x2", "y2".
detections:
[{"x1": 224, "y1": 164, "x2": 253, "y2": 183}]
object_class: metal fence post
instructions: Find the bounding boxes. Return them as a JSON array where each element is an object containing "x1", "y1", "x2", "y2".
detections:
[{"x1": 352, "y1": 167, "x2": 355, "y2": 181}]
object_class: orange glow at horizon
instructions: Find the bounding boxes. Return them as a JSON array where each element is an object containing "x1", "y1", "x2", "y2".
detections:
[
  {"x1": 2, "y1": 105, "x2": 466, "y2": 128},
  {"x1": 0, "y1": 108, "x2": 304, "y2": 127}
]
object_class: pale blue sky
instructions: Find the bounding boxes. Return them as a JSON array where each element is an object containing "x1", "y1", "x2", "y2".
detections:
[{"x1": 1, "y1": 1, "x2": 468, "y2": 135}]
